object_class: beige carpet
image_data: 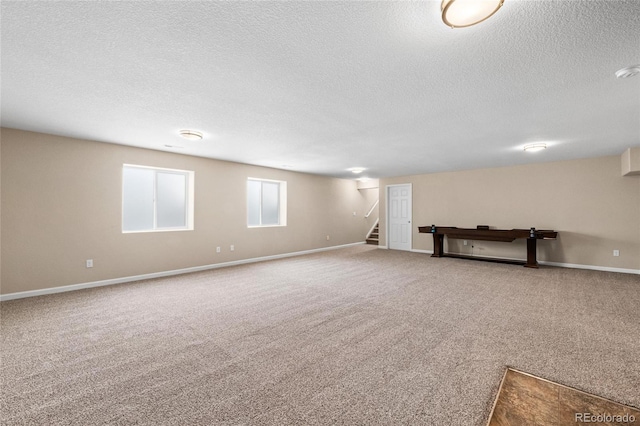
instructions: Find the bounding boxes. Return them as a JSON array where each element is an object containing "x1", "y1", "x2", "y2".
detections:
[{"x1": 2, "y1": 245, "x2": 639, "y2": 425}]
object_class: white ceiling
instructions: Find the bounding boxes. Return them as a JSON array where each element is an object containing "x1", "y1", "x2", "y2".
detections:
[{"x1": 1, "y1": 1, "x2": 639, "y2": 179}]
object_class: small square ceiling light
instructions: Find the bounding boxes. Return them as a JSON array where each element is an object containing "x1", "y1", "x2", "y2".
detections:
[{"x1": 441, "y1": 0, "x2": 505, "y2": 28}]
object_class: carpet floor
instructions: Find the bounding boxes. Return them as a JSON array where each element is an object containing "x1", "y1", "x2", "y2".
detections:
[{"x1": 1, "y1": 245, "x2": 639, "y2": 425}]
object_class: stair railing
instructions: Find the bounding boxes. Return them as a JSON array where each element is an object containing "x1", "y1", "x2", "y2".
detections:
[{"x1": 365, "y1": 199, "x2": 379, "y2": 218}]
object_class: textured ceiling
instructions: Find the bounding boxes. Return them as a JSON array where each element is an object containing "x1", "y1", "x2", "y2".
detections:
[{"x1": 1, "y1": 1, "x2": 639, "y2": 179}]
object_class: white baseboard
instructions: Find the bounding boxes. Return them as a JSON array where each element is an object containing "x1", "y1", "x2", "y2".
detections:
[
  {"x1": 3, "y1": 242, "x2": 637, "y2": 302},
  {"x1": 0, "y1": 242, "x2": 365, "y2": 302},
  {"x1": 538, "y1": 260, "x2": 639, "y2": 275},
  {"x1": 415, "y1": 250, "x2": 640, "y2": 275},
  {"x1": 378, "y1": 247, "x2": 433, "y2": 255},
  {"x1": 377, "y1": 247, "x2": 434, "y2": 255}
]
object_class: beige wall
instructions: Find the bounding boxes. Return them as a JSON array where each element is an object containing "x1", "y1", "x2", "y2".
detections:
[
  {"x1": 0, "y1": 133, "x2": 2, "y2": 287},
  {"x1": 380, "y1": 156, "x2": 640, "y2": 271},
  {"x1": 0, "y1": 128, "x2": 374, "y2": 295}
]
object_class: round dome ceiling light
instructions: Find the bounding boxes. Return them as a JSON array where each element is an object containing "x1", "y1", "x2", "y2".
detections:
[
  {"x1": 615, "y1": 65, "x2": 640, "y2": 79},
  {"x1": 349, "y1": 167, "x2": 366, "y2": 174},
  {"x1": 441, "y1": 0, "x2": 505, "y2": 28},
  {"x1": 179, "y1": 130, "x2": 203, "y2": 140},
  {"x1": 523, "y1": 143, "x2": 547, "y2": 152}
]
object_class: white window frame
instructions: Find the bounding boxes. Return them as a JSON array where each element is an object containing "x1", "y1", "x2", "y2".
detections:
[
  {"x1": 247, "y1": 178, "x2": 287, "y2": 228},
  {"x1": 122, "y1": 164, "x2": 195, "y2": 233}
]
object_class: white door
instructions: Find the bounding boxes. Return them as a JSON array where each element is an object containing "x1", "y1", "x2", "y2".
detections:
[{"x1": 387, "y1": 184, "x2": 412, "y2": 251}]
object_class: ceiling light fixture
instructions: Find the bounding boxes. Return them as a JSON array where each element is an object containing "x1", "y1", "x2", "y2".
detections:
[
  {"x1": 441, "y1": 0, "x2": 505, "y2": 28},
  {"x1": 179, "y1": 130, "x2": 203, "y2": 140},
  {"x1": 523, "y1": 143, "x2": 547, "y2": 152},
  {"x1": 349, "y1": 167, "x2": 366, "y2": 174},
  {"x1": 615, "y1": 65, "x2": 640, "y2": 79}
]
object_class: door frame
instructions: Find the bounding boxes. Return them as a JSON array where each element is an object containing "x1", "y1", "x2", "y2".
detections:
[{"x1": 385, "y1": 183, "x2": 412, "y2": 251}]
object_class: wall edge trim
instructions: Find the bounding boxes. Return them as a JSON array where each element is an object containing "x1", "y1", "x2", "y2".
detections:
[
  {"x1": 538, "y1": 260, "x2": 639, "y2": 275},
  {"x1": 0, "y1": 242, "x2": 366, "y2": 301},
  {"x1": 410, "y1": 249, "x2": 433, "y2": 254},
  {"x1": 3, "y1": 242, "x2": 637, "y2": 301},
  {"x1": 385, "y1": 249, "x2": 639, "y2": 274}
]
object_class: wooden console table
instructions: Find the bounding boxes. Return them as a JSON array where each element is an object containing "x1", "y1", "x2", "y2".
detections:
[{"x1": 417, "y1": 225, "x2": 558, "y2": 268}]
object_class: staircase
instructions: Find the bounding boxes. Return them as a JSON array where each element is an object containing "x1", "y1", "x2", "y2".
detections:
[{"x1": 366, "y1": 222, "x2": 379, "y2": 245}]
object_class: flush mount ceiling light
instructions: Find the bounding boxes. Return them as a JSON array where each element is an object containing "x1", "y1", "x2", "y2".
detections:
[
  {"x1": 523, "y1": 143, "x2": 547, "y2": 152},
  {"x1": 441, "y1": 0, "x2": 505, "y2": 28},
  {"x1": 348, "y1": 167, "x2": 366, "y2": 174},
  {"x1": 179, "y1": 130, "x2": 203, "y2": 140},
  {"x1": 615, "y1": 65, "x2": 640, "y2": 79}
]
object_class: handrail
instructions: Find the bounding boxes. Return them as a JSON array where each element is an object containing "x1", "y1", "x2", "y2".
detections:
[{"x1": 365, "y1": 199, "x2": 379, "y2": 218}]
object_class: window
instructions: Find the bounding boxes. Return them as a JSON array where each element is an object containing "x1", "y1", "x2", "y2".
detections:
[
  {"x1": 247, "y1": 178, "x2": 287, "y2": 227},
  {"x1": 122, "y1": 164, "x2": 194, "y2": 232}
]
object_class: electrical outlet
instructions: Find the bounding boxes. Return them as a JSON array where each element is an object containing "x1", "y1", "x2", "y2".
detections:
[
  {"x1": 613, "y1": 250, "x2": 620, "y2": 257},
  {"x1": 326, "y1": 235, "x2": 330, "y2": 241},
  {"x1": 353, "y1": 211, "x2": 356, "y2": 216},
  {"x1": 86, "y1": 259, "x2": 93, "y2": 268},
  {"x1": 230, "y1": 245, "x2": 234, "y2": 251},
  {"x1": 463, "y1": 240, "x2": 468, "y2": 246},
  {"x1": 216, "y1": 247, "x2": 221, "y2": 253}
]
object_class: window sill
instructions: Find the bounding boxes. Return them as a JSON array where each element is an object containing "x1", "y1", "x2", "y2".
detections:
[{"x1": 122, "y1": 228, "x2": 193, "y2": 234}]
